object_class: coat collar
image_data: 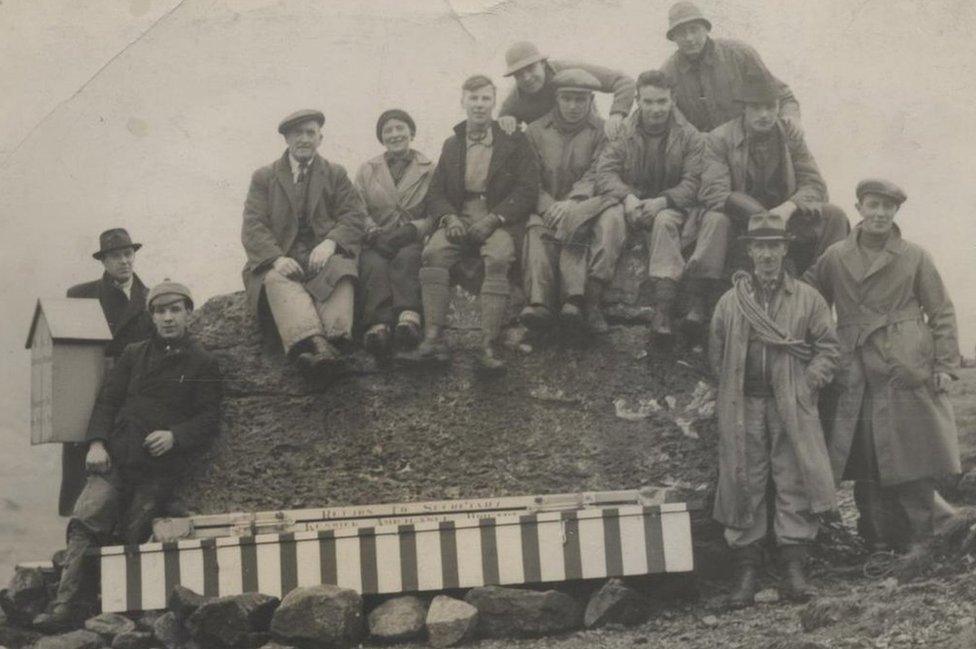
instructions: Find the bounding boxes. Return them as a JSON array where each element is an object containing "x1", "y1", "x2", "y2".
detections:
[
  {"x1": 539, "y1": 107, "x2": 604, "y2": 132},
  {"x1": 675, "y1": 37, "x2": 717, "y2": 73},
  {"x1": 275, "y1": 150, "x2": 328, "y2": 215},
  {"x1": 452, "y1": 120, "x2": 514, "y2": 182},
  {"x1": 100, "y1": 272, "x2": 148, "y2": 329},
  {"x1": 837, "y1": 223, "x2": 907, "y2": 281},
  {"x1": 364, "y1": 149, "x2": 433, "y2": 203},
  {"x1": 729, "y1": 115, "x2": 787, "y2": 149}
]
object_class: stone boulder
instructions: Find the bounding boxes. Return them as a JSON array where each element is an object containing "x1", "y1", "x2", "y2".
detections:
[
  {"x1": 269, "y1": 585, "x2": 364, "y2": 649},
  {"x1": 367, "y1": 595, "x2": 426, "y2": 642},
  {"x1": 167, "y1": 585, "x2": 208, "y2": 620},
  {"x1": 1, "y1": 565, "x2": 49, "y2": 624},
  {"x1": 32, "y1": 629, "x2": 104, "y2": 649},
  {"x1": 464, "y1": 585, "x2": 583, "y2": 638},
  {"x1": 152, "y1": 611, "x2": 185, "y2": 649},
  {"x1": 186, "y1": 593, "x2": 280, "y2": 647},
  {"x1": 425, "y1": 595, "x2": 478, "y2": 648},
  {"x1": 111, "y1": 630, "x2": 154, "y2": 649},
  {"x1": 583, "y1": 578, "x2": 648, "y2": 628},
  {"x1": 84, "y1": 612, "x2": 136, "y2": 640},
  {"x1": 799, "y1": 596, "x2": 865, "y2": 632},
  {"x1": 257, "y1": 643, "x2": 298, "y2": 649}
]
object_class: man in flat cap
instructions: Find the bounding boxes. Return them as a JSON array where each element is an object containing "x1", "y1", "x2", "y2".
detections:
[
  {"x1": 59, "y1": 228, "x2": 154, "y2": 516},
  {"x1": 660, "y1": 1, "x2": 801, "y2": 134},
  {"x1": 710, "y1": 212, "x2": 839, "y2": 608},
  {"x1": 595, "y1": 70, "x2": 706, "y2": 340},
  {"x1": 34, "y1": 281, "x2": 222, "y2": 631},
  {"x1": 804, "y1": 180, "x2": 962, "y2": 554},
  {"x1": 520, "y1": 68, "x2": 625, "y2": 334},
  {"x1": 699, "y1": 73, "x2": 849, "y2": 279},
  {"x1": 241, "y1": 109, "x2": 366, "y2": 374},
  {"x1": 398, "y1": 75, "x2": 539, "y2": 371},
  {"x1": 498, "y1": 41, "x2": 635, "y2": 140}
]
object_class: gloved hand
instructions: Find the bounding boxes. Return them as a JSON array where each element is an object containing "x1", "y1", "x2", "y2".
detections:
[
  {"x1": 467, "y1": 213, "x2": 501, "y2": 245},
  {"x1": 373, "y1": 223, "x2": 419, "y2": 258},
  {"x1": 805, "y1": 364, "x2": 831, "y2": 391},
  {"x1": 442, "y1": 214, "x2": 467, "y2": 243}
]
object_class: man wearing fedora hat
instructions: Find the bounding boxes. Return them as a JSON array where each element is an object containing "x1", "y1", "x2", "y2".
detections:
[
  {"x1": 709, "y1": 211, "x2": 839, "y2": 608},
  {"x1": 519, "y1": 68, "x2": 626, "y2": 334},
  {"x1": 804, "y1": 179, "x2": 961, "y2": 554},
  {"x1": 498, "y1": 40, "x2": 635, "y2": 140},
  {"x1": 241, "y1": 109, "x2": 367, "y2": 375},
  {"x1": 661, "y1": 1, "x2": 801, "y2": 134},
  {"x1": 58, "y1": 228, "x2": 154, "y2": 516},
  {"x1": 34, "y1": 280, "x2": 222, "y2": 631},
  {"x1": 699, "y1": 72, "x2": 849, "y2": 278}
]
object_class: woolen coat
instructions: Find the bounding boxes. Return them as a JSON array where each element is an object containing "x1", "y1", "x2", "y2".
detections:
[
  {"x1": 699, "y1": 116, "x2": 826, "y2": 213},
  {"x1": 241, "y1": 151, "x2": 366, "y2": 314},
  {"x1": 354, "y1": 150, "x2": 434, "y2": 238},
  {"x1": 708, "y1": 274, "x2": 840, "y2": 529},
  {"x1": 803, "y1": 226, "x2": 961, "y2": 485}
]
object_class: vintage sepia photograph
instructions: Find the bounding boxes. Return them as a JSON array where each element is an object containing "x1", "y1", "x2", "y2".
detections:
[{"x1": 1, "y1": 0, "x2": 975, "y2": 647}]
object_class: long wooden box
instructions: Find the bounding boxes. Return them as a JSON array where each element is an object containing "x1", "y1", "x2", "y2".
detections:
[{"x1": 100, "y1": 498, "x2": 693, "y2": 613}]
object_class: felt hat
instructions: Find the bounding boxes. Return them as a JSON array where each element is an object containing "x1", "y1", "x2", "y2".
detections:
[
  {"x1": 375, "y1": 109, "x2": 416, "y2": 143},
  {"x1": 740, "y1": 211, "x2": 793, "y2": 241},
  {"x1": 93, "y1": 228, "x2": 141, "y2": 260},
  {"x1": 666, "y1": 2, "x2": 712, "y2": 40},
  {"x1": 503, "y1": 41, "x2": 548, "y2": 76},
  {"x1": 735, "y1": 72, "x2": 779, "y2": 105}
]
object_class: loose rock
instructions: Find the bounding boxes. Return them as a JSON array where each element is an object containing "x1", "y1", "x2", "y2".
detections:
[
  {"x1": 464, "y1": 585, "x2": 583, "y2": 638},
  {"x1": 111, "y1": 630, "x2": 154, "y2": 649},
  {"x1": 425, "y1": 595, "x2": 478, "y2": 648},
  {"x1": 269, "y1": 585, "x2": 364, "y2": 649},
  {"x1": 187, "y1": 592, "x2": 280, "y2": 647},
  {"x1": 84, "y1": 612, "x2": 136, "y2": 639},
  {"x1": 367, "y1": 595, "x2": 426, "y2": 641},
  {"x1": 1, "y1": 566, "x2": 49, "y2": 624},
  {"x1": 167, "y1": 585, "x2": 207, "y2": 620},
  {"x1": 152, "y1": 611, "x2": 185, "y2": 649},
  {"x1": 584, "y1": 579, "x2": 648, "y2": 628},
  {"x1": 754, "y1": 588, "x2": 780, "y2": 604},
  {"x1": 257, "y1": 644, "x2": 298, "y2": 649},
  {"x1": 32, "y1": 629, "x2": 104, "y2": 649},
  {"x1": 799, "y1": 596, "x2": 864, "y2": 632}
]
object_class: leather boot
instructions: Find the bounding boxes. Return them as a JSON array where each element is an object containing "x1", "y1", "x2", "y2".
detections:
[
  {"x1": 560, "y1": 301, "x2": 584, "y2": 328},
  {"x1": 394, "y1": 310, "x2": 422, "y2": 350},
  {"x1": 362, "y1": 324, "x2": 391, "y2": 357},
  {"x1": 479, "y1": 279, "x2": 509, "y2": 372},
  {"x1": 651, "y1": 278, "x2": 677, "y2": 339},
  {"x1": 297, "y1": 334, "x2": 342, "y2": 374},
  {"x1": 780, "y1": 545, "x2": 815, "y2": 602},
  {"x1": 728, "y1": 545, "x2": 761, "y2": 609},
  {"x1": 584, "y1": 280, "x2": 609, "y2": 334},
  {"x1": 398, "y1": 269, "x2": 452, "y2": 365},
  {"x1": 520, "y1": 304, "x2": 554, "y2": 331},
  {"x1": 681, "y1": 278, "x2": 707, "y2": 342}
]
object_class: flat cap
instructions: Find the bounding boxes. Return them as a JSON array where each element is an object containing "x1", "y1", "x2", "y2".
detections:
[
  {"x1": 277, "y1": 109, "x2": 325, "y2": 135},
  {"x1": 148, "y1": 279, "x2": 194, "y2": 310},
  {"x1": 553, "y1": 68, "x2": 601, "y2": 93},
  {"x1": 856, "y1": 178, "x2": 907, "y2": 205}
]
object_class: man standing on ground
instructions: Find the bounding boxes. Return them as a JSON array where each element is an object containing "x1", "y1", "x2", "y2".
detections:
[
  {"x1": 34, "y1": 281, "x2": 222, "y2": 631},
  {"x1": 398, "y1": 75, "x2": 539, "y2": 371},
  {"x1": 519, "y1": 69, "x2": 625, "y2": 334},
  {"x1": 241, "y1": 109, "x2": 366, "y2": 375},
  {"x1": 804, "y1": 179, "x2": 961, "y2": 553},
  {"x1": 60, "y1": 228, "x2": 154, "y2": 516},
  {"x1": 710, "y1": 212, "x2": 839, "y2": 608}
]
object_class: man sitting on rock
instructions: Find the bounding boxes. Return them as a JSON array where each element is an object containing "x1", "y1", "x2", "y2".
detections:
[
  {"x1": 397, "y1": 75, "x2": 539, "y2": 371},
  {"x1": 519, "y1": 68, "x2": 625, "y2": 334},
  {"x1": 241, "y1": 109, "x2": 366, "y2": 375},
  {"x1": 595, "y1": 70, "x2": 705, "y2": 341},
  {"x1": 709, "y1": 213, "x2": 839, "y2": 608},
  {"x1": 34, "y1": 281, "x2": 222, "y2": 631}
]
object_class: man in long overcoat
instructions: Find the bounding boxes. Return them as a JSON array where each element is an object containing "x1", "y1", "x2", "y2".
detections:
[
  {"x1": 60, "y1": 228, "x2": 154, "y2": 516},
  {"x1": 710, "y1": 211, "x2": 839, "y2": 608},
  {"x1": 241, "y1": 109, "x2": 366, "y2": 374},
  {"x1": 804, "y1": 179, "x2": 961, "y2": 552},
  {"x1": 34, "y1": 281, "x2": 222, "y2": 631},
  {"x1": 519, "y1": 68, "x2": 624, "y2": 334}
]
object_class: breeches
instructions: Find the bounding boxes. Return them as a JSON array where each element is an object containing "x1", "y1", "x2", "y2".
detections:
[
  {"x1": 422, "y1": 228, "x2": 516, "y2": 290},
  {"x1": 264, "y1": 268, "x2": 355, "y2": 352},
  {"x1": 642, "y1": 208, "x2": 686, "y2": 281},
  {"x1": 686, "y1": 210, "x2": 731, "y2": 279},
  {"x1": 359, "y1": 244, "x2": 423, "y2": 327},
  {"x1": 724, "y1": 396, "x2": 819, "y2": 548}
]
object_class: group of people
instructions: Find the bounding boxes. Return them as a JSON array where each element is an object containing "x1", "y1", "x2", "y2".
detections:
[{"x1": 35, "y1": 0, "x2": 962, "y2": 630}]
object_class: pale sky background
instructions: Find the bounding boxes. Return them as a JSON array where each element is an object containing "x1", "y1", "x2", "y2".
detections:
[{"x1": 1, "y1": 0, "x2": 974, "y2": 571}]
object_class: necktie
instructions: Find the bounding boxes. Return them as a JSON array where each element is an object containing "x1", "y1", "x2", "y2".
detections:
[{"x1": 297, "y1": 160, "x2": 310, "y2": 184}]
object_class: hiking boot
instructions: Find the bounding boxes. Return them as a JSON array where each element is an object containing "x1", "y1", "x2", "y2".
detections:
[
  {"x1": 520, "y1": 305, "x2": 554, "y2": 331},
  {"x1": 394, "y1": 312, "x2": 422, "y2": 349},
  {"x1": 297, "y1": 335, "x2": 343, "y2": 374},
  {"x1": 728, "y1": 545, "x2": 761, "y2": 609},
  {"x1": 363, "y1": 324, "x2": 391, "y2": 357},
  {"x1": 584, "y1": 281, "x2": 609, "y2": 334},
  {"x1": 560, "y1": 302, "x2": 584, "y2": 329},
  {"x1": 780, "y1": 545, "x2": 815, "y2": 602},
  {"x1": 478, "y1": 342, "x2": 506, "y2": 373}
]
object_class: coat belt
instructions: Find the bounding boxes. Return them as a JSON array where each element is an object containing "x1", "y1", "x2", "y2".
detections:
[{"x1": 838, "y1": 305, "x2": 922, "y2": 347}]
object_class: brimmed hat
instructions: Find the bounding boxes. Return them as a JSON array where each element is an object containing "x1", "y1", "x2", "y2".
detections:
[
  {"x1": 278, "y1": 109, "x2": 325, "y2": 135},
  {"x1": 375, "y1": 109, "x2": 416, "y2": 143},
  {"x1": 666, "y1": 1, "x2": 712, "y2": 40},
  {"x1": 553, "y1": 68, "x2": 601, "y2": 93},
  {"x1": 503, "y1": 41, "x2": 548, "y2": 76},
  {"x1": 148, "y1": 279, "x2": 194, "y2": 310},
  {"x1": 740, "y1": 212, "x2": 794, "y2": 242},
  {"x1": 735, "y1": 72, "x2": 779, "y2": 105},
  {"x1": 93, "y1": 228, "x2": 141, "y2": 260},
  {"x1": 856, "y1": 178, "x2": 907, "y2": 205}
]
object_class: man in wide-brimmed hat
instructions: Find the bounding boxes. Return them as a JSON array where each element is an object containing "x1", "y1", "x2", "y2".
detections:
[
  {"x1": 699, "y1": 72, "x2": 849, "y2": 279},
  {"x1": 498, "y1": 40, "x2": 635, "y2": 140},
  {"x1": 241, "y1": 109, "x2": 367, "y2": 376},
  {"x1": 59, "y1": 228, "x2": 154, "y2": 516},
  {"x1": 709, "y1": 211, "x2": 839, "y2": 608},
  {"x1": 660, "y1": 1, "x2": 801, "y2": 134},
  {"x1": 34, "y1": 280, "x2": 222, "y2": 632}
]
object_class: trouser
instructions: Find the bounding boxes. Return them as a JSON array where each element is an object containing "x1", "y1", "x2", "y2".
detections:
[
  {"x1": 725, "y1": 396, "x2": 819, "y2": 548},
  {"x1": 358, "y1": 243, "x2": 423, "y2": 328},
  {"x1": 55, "y1": 468, "x2": 176, "y2": 608},
  {"x1": 645, "y1": 208, "x2": 687, "y2": 281},
  {"x1": 59, "y1": 443, "x2": 88, "y2": 517},
  {"x1": 522, "y1": 205, "x2": 626, "y2": 311},
  {"x1": 263, "y1": 268, "x2": 355, "y2": 353},
  {"x1": 685, "y1": 210, "x2": 731, "y2": 280}
]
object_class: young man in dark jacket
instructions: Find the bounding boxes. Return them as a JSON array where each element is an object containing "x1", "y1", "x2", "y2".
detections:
[
  {"x1": 34, "y1": 280, "x2": 222, "y2": 631},
  {"x1": 398, "y1": 74, "x2": 539, "y2": 371}
]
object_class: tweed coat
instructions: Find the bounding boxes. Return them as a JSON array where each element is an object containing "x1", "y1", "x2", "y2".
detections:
[
  {"x1": 354, "y1": 150, "x2": 435, "y2": 238},
  {"x1": 803, "y1": 226, "x2": 961, "y2": 485},
  {"x1": 241, "y1": 151, "x2": 366, "y2": 314}
]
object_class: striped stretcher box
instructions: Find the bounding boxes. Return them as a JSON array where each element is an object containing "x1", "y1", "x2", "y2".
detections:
[{"x1": 100, "y1": 502, "x2": 693, "y2": 613}]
